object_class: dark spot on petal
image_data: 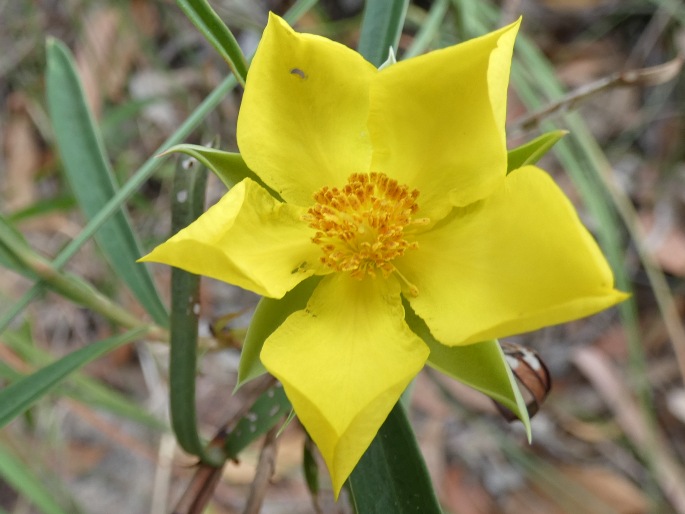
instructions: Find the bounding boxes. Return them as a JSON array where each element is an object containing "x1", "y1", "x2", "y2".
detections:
[
  {"x1": 290, "y1": 68, "x2": 307, "y2": 79},
  {"x1": 291, "y1": 261, "x2": 308, "y2": 274}
]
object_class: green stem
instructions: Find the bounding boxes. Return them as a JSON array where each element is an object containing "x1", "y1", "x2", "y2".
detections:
[{"x1": 167, "y1": 156, "x2": 223, "y2": 464}]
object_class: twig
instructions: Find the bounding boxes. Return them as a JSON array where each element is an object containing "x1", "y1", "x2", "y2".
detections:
[
  {"x1": 150, "y1": 434, "x2": 176, "y2": 514},
  {"x1": 591, "y1": 151, "x2": 685, "y2": 392},
  {"x1": 171, "y1": 375, "x2": 276, "y2": 514},
  {"x1": 573, "y1": 347, "x2": 685, "y2": 513},
  {"x1": 243, "y1": 425, "x2": 280, "y2": 514},
  {"x1": 171, "y1": 464, "x2": 225, "y2": 514},
  {"x1": 509, "y1": 57, "x2": 683, "y2": 135},
  {"x1": 626, "y1": 5, "x2": 674, "y2": 69}
]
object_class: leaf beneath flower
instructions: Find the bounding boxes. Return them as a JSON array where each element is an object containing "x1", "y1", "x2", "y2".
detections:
[
  {"x1": 507, "y1": 129, "x2": 567, "y2": 173},
  {"x1": 404, "y1": 299, "x2": 531, "y2": 439},
  {"x1": 236, "y1": 276, "x2": 321, "y2": 389}
]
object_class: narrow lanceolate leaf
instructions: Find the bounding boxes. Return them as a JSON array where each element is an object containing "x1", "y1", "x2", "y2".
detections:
[
  {"x1": 167, "y1": 157, "x2": 223, "y2": 465},
  {"x1": 0, "y1": 443, "x2": 72, "y2": 514},
  {"x1": 0, "y1": 328, "x2": 165, "y2": 430},
  {"x1": 0, "y1": 328, "x2": 144, "y2": 428},
  {"x1": 237, "y1": 276, "x2": 321, "y2": 388},
  {"x1": 176, "y1": 0, "x2": 248, "y2": 86},
  {"x1": 357, "y1": 0, "x2": 409, "y2": 67},
  {"x1": 348, "y1": 402, "x2": 442, "y2": 514},
  {"x1": 507, "y1": 130, "x2": 567, "y2": 173},
  {"x1": 404, "y1": 300, "x2": 532, "y2": 438},
  {"x1": 8, "y1": 194, "x2": 75, "y2": 223},
  {"x1": 45, "y1": 38, "x2": 168, "y2": 327}
]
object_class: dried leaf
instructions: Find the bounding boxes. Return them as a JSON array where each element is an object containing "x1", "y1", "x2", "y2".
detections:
[
  {"x1": 3, "y1": 93, "x2": 40, "y2": 211},
  {"x1": 560, "y1": 466, "x2": 649, "y2": 514}
]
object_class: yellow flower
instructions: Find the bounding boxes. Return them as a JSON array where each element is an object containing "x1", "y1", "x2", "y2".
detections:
[{"x1": 141, "y1": 14, "x2": 627, "y2": 494}]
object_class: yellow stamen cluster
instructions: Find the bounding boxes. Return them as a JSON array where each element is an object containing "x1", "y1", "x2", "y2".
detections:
[{"x1": 304, "y1": 172, "x2": 423, "y2": 279}]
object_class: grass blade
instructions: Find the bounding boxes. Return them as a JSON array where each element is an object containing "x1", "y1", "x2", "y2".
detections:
[
  {"x1": 176, "y1": 0, "x2": 248, "y2": 86},
  {"x1": 403, "y1": 0, "x2": 450, "y2": 59},
  {"x1": 0, "y1": 215, "x2": 156, "y2": 332},
  {"x1": 358, "y1": 0, "x2": 409, "y2": 66},
  {"x1": 45, "y1": 38, "x2": 168, "y2": 327},
  {"x1": 0, "y1": 0, "x2": 319, "y2": 336},
  {"x1": 0, "y1": 328, "x2": 145, "y2": 428},
  {"x1": 1, "y1": 328, "x2": 165, "y2": 430},
  {"x1": 0, "y1": 217, "x2": 38, "y2": 280},
  {"x1": 0, "y1": 443, "x2": 72, "y2": 514}
]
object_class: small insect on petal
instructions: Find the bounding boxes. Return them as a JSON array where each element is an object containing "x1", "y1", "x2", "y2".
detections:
[
  {"x1": 290, "y1": 68, "x2": 307, "y2": 79},
  {"x1": 495, "y1": 341, "x2": 552, "y2": 422}
]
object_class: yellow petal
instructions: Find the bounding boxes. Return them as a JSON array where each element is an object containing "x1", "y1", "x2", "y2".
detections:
[
  {"x1": 260, "y1": 273, "x2": 428, "y2": 495},
  {"x1": 398, "y1": 166, "x2": 628, "y2": 345},
  {"x1": 368, "y1": 19, "x2": 520, "y2": 220},
  {"x1": 237, "y1": 13, "x2": 377, "y2": 206},
  {"x1": 139, "y1": 178, "x2": 326, "y2": 298}
]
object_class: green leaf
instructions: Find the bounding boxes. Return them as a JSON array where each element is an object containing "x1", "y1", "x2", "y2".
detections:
[
  {"x1": 237, "y1": 276, "x2": 321, "y2": 388},
  {"x1": 7, "y1": 194, "x2": 75, "y2": 223},
  {"x1": 0, "y1": 443, "x2": 72, "y2": 514},
  {"x1": 0, "y1": 0, "x2": 320, "y2": 337},
  {"x1": 45, "y1": 38, "x2": 168, "y2": 327},
  {"x1": 1, "y1": 327, "x2": 165, "y2": 430},
  {"x1": 0, "y1": 215, "x2": 149, "y2": 331},
  {"x1": 347, "y1": 402, "x2": 442, "y2": 513},
  {"x1": 0, "y1": 328, "x2": 144, "y2": 428},
  {"x1": 176, "y1": 0, "x2": 248, "y2": 86},
  {"x1": 223, "y1": 385, "x2": 290, "y2": 458},
  {"x1": 404, "y1": 300, "x2": 531, "y2": 438},
  {"x1": 358, "y1": 0, "x2": 409, "y2": 67},
  {"x1": 0, "y1": 216, "x2": 38, "y2": 280},
  {"x1": 168, "y1": 157, "x2": 224, "y2": 465},
  {"x1": 0, "y1": 361, "x2": 22, "y2": 382},
  {"x1": 507, "y1": 130, "x2": 567, "y2": 173},
  {"x1": 403, "y1": 0, "x2": 450, "y2": 59},
  {"x1": 161, "y1": 144, "x2": 273, "y2": 193},
  {"x1": 282, "y1": 0, "x2": 319, "y2": 24}
]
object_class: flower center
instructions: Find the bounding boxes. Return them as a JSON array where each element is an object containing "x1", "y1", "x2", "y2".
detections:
[{"x1": 304, "y1": 172, "x2": 426, "y2": 282}]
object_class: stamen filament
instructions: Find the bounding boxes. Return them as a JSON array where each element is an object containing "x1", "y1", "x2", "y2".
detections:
[
  {"x1": 393, "y1": 267, "x2": 420, "y2": 297},
  {"x1": 305, "y1": 172, "x2": 427, "y2": 283}
]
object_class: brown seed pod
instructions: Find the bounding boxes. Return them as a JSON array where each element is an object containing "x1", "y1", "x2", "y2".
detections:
[{"x1": 495, "y1": 341, "x2": 552, "y2": 422}]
